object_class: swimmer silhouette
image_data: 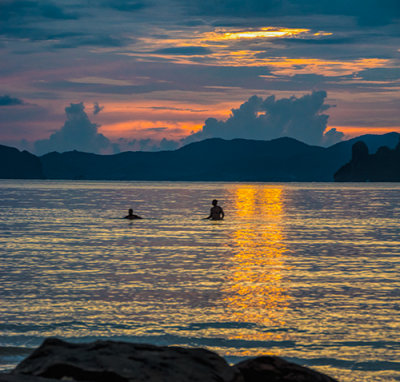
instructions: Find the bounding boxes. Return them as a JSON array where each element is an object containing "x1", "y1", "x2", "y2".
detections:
[
  {"x1": 124, "y1": 208, "x2": 142, "y2": 220},
  {"x1": 205, "y1": 199, "x2": 224, "y2": 220}
]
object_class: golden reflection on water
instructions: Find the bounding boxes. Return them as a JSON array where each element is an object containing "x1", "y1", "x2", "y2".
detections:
[{"x1": 223, "y1": 186, "x2": 289, "y2": 340}]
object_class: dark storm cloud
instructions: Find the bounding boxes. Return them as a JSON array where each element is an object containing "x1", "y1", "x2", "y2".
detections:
[
  {"x1": 279, "y1": 37, "x2": 356, "y2": 45},
  {"x1": 97, "y1": 0, "x2": 148, "y2": 12},
  {"x1": 358, "y1": 68, "x2": 400, "y2": 81},
  {"x1": 183, "y1": 0, "x2": 400, "y2": 26},
  {"x1": 33, "y1": 57, "x2": 381, "y2": 98},
  {"x1": 0, "y1": 0, "x2": 135, "y2": 48},
  {"x1": 0, "y1": 0, "x2": 78, "y2": 40},
  {"x1": 36, "y1": 80, "x2": 176, "y2": 95},
  {"x1": 0, "y1": 1, "x2": 77, "y2": 43},
  {"x1": 51, "y1": 34, "x2": 131, "y2": 49},
  {"x1": 183, "y1": 91, "x2": 344, "y2": 146},
  {"x1": 34, "y1": 63, "x2": 272, "y2": 95},
  {"x1": 0, "y1": 95, "x2": 24, "y2": 106},
  {"x1": 0, "y1": 0, "x2": 77, "y2": 22},
  {"x1": 34, "y1": 102, "x2": 113, "y2": 155},
  {"x1": 253, "y1": 33, "x2": 399, "y2": 61},
  {"x1": 152, "y1": 46, "x2": 213, "y2": 55},
  {"x1": 290, "y1": 74, "x2": 326, "y2": 82},
  {"x1": 0, "y1": 22, "x2": 130, "y2": 51}
]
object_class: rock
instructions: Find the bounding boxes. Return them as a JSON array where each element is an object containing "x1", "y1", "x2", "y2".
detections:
[
  {"x1": 0, "y1": 375, "x2": 59, "y2": 382},
  {"x1": 334, "y1": 139, "x2": 400, "y2": 182},
  {"x1": 6, "y1": 338, "x2": 339, "y2": 382},
  {"x1": 235, "y1": 356, "x2": 338, "y2": 382},
  {"x1": 12, "y1": 338, "x2": 243, "y2": 382},
  {"x1": 0, "y1": 373, "x2": 60, "y2": 382}
]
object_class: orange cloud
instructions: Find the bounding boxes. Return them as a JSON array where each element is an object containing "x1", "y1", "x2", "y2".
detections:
[
  {"x1": 260, "y1": 58, "x2": 390, "y2": 76},
  {"x1": 121, "y1": 26, "x2": 342, "y2": 70},
  {"x1": 205, "y1": 27, "x2": 311, "y2": 40},
  {"x1": 94, "y1": 99, "x2": 234, "y2": 140},
  {"x1": 100, "y1": 120, "x2": 201, "y2": 140}
]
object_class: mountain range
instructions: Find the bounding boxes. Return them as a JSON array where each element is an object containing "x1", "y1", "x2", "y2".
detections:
[{"x1": 1, "y1": 132, "x2": 399, "y2": 181}]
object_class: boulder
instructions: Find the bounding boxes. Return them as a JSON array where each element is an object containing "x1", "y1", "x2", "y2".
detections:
[
  {"x1": 236, "y1": 356, "x2": 338, "y2": 382},
  {"x1": 11, "y1": 338, "x2": 243, "y2": 382},
  {"x1": 0, "y1": 375, "x2": 59, "y2": 382},
  {"x1": 3, "y1": 338, "x2": 340, "y2": 381}
]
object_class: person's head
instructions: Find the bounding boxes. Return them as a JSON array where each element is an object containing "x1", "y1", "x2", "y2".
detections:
[
  {"x1": 128, "y1": 208, "x2": 133, "y2": 215},
  {"x1": 212, "y1": 199, "x2": 218, "y2": 206}
]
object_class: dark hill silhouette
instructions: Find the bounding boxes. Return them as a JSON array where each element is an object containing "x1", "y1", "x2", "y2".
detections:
[
  {"x1": 0, "y1": 144, "x2": 44, "y2": 179},
  {"x1": 335, "y1": 139, "x2": 400, "y2": 181},
  {"x1": 1, "y1": 132, "x2": 399, "y2": 181},
  {"x1": 39, "y1": 137, "x2": 325, "y2": 181},
  {"x1": 39, "y1": 133, "x2": 400, "y2": 181}
]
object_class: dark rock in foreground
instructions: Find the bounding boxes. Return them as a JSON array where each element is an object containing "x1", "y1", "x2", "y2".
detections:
[
  {"x1": 236, "y1": 356, "x2": 337, "y2": 382},
  {"x1": 0, "y1": 376, "x2": 59, "y2": 382},
  {"x1": 10, "y1": 338, "x2": 242, "y2": 382},
  {"x1": 1, "y1": 338, "x2": 338, "y2": 381}
]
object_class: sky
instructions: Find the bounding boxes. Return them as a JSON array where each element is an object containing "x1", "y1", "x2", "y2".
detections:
[{"x1": 0, "y1": 0, "x2": 399, "y2": 154}]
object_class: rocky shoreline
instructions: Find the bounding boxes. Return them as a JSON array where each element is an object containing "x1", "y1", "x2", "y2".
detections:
[{"x1": 0, "y1": 338, "x2": 337, "y2": 381}]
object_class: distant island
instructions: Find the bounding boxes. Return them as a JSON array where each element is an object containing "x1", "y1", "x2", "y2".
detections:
[
  {"x1": 1, "y1": 132, "x2": 399, "y2": 182},
  {"x1": 335, "y1": 139, "x2": 400, "y2": 182}
]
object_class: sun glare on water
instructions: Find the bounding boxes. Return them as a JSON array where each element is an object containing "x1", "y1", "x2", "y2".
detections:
[{"x1": 222, "y1": 186, "x2": 289, "y2": 345}]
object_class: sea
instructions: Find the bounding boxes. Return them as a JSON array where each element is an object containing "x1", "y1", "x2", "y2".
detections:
[{"x1": 1, "y1": 180, "x2": 400, "y2": 381}]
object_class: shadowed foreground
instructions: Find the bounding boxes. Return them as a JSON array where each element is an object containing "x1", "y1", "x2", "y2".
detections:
[{"x1": 0, "y1": 338, "x2": 337, "y2": 382}]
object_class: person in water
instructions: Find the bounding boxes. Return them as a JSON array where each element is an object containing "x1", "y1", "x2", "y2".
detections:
[
  {"x1": 205, "y1": 199, "x2": 224, "y2": 220},
  {"x1": 124, "y1": 208, "x2": 142, "y2": 220}
]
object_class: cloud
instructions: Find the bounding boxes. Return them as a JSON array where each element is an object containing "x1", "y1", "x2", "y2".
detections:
[
  {"x1": 358, "y1": 67, "x2": 400, "y2": 81},
  {"x1": 143, "y1": 127, "x2": 168, "y2": 132},
  {"x1": 51, "y1": 34, "x2": 131, "y2": 49},
  {"x1": 144, "y1": 106, "x2": 208, "y2": 112},
  {"x1": 0, "y1": 1, "x2": 132, "y2": 48},
  {"x1": 97, "y1": 0, "x2": 148, "y2": 12},
  {"x1": 323, "y1": 127, "x2": 344, "y2": 146},
  {"x1": 0, "y1": 95, "x2": 24, "y2": 106},
  {"x1": 152, "y1": 46, "x2": 213, "y2": 56},
  {"x1": 0, "y1": 1, "x2": 77, "y2": 22},
  {"x1": 93, "y1": 102, "x2": 104, "y2": 115},
  {"x1": 183, "y1": 91, "x2": 344, "y2": 146},
  {"x1": 32, "y1": 101, "x2": 180, "y2": 154},
  {"x1": 183, "y1": 0, "x2": 400, "y2": 26},
  {"x1": 0, "y1": 0, "x2": 78, "y2": 40},
  {"x1": 116, "y1": 137, "x2": 179, "y2": 152},
  {"x1": 159, "y1": 137, "x2": 180, "y2": 151},
  {"x1": 34, "y1": 102, "x2": 113, "y2": 155}
]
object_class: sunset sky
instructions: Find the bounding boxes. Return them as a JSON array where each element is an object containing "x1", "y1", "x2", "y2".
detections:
[{"x1": 1, "y1": 0, "x2": 399, "y2": 154}]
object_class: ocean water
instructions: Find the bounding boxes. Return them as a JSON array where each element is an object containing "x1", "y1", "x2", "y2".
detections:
[{"x1": 1, "y1": 180, "x2": 400, "y2": 381}]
